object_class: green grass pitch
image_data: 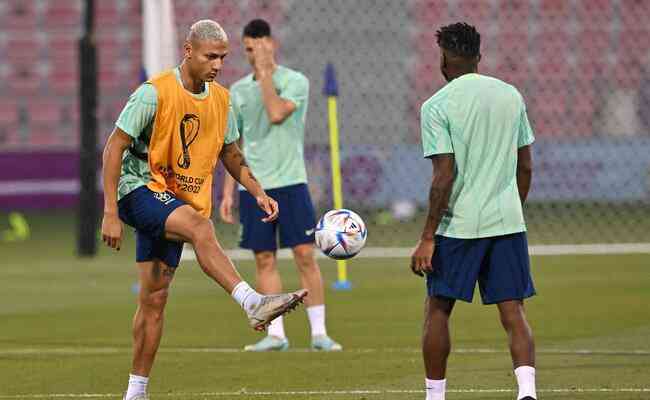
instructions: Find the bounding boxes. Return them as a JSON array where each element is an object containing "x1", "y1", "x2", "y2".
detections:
[{"x1": 0, "y1": 212, "x2": 648, "y2": 399}]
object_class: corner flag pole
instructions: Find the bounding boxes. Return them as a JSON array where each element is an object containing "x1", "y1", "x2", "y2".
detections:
[{"x1": 324, "y1": 63, "x2": 351, "y2": 291}]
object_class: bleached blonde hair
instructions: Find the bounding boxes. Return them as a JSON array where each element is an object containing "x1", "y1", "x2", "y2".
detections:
[{"x1": 187, "y1": 19, "x2": 228, "y2": 43}]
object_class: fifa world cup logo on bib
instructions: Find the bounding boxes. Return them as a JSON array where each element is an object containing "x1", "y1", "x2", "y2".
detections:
[{"x1": 177, "y1": 114, "x2": 200, "y2": 169}]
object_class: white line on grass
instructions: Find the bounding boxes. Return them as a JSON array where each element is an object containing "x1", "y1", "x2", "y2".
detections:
[
  {"x1": 1, "y1": 388, "x2": 649, "y2": 398},
  {"x1": 1, "y1": 347, "x2": 648, "y2": 356},
  {"x1": 180, "y1": 243, "x2": 650, "y2": 261}
]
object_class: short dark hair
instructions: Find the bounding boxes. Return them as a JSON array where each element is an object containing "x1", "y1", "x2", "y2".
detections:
[
  {"x1": 243, "y1": 19, "x2": 271, "y2": 38},
  {"x1": 436, "y1": 22, "x2": 481, "y2": 58}
]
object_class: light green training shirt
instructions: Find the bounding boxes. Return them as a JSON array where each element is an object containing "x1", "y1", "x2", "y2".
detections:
[
  {"x1": 421, "y1": 73, "x2": 535, "y2": 239},
  {"x1": 115, "y1": 67, "x2": 240, "y2": 200},
  {"x1": 230, "y1": 65, "x2": 309, "y2": 190}
]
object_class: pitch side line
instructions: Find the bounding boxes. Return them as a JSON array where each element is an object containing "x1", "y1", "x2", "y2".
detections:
[
  {"x1": 180, "y1": 243, "x2": 650, "y2": 261},
  {"x1": 1, "y1": 347, "x2": 648, "y2": 356},
  {"x1": 0, "y1": 388, "x2": 649, "y2": 398}
]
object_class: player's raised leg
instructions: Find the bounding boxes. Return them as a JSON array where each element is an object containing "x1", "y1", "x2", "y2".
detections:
[
  {"x1": 498, "y1": 300, "x2": 537, "y2": 400},
  {"x1": 125, "y1": 259, "x2": 175, "y2": 400},
  {"x1": 422, "y1": 296, "x2": 455, "y2": 400},
  {"x1": 164, "y1": 204, "x2": 307, "y2": 330}
]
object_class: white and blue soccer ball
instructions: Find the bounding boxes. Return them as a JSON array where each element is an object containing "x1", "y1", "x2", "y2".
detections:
[{"x1": 315, "y1": 209, "x2": 367, "y2": 260}]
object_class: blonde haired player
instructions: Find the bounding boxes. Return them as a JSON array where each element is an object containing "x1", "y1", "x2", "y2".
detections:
[{"x1": 101, "y1": 20, "x2": 307, "y2": 400}]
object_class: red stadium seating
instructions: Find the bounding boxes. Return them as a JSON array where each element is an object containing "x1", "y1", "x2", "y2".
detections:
[
  {"x1": 44, "y1": 1, "x2": 82, "y2": 30},
  {"x1": 529, "y1": 88, "x2": 569, "y2": 137},
  {"x1": 456, "y1": 0, "x2": 496, "y2": 29},
  {"x1": 575, "y1": 0, "x2": 614, "y2": 28},
  {"x1": 537, "y1": 0, "x2": 571, "y2": 26},
  {"x1": 48, "y1": 61, "x2": 79, "y2": 96},
  {"x1": 96, "y1": 1, "x2": 121, "y2": 26},
  {"x1": 2, "y1": 0, "x2": 38, "y2": 30},
  {"x1": 6, "y1": 62, "x2": 43, "y2": 96},
  {"x1": 497, "y1": 0, "x2": 532, "y2": 32},
  {"x1": 0, "y1": 102, "x2": 22, "y2": 147},
  {"x1": 5, "y1": 35, "x2": 45, "y2": 63},
  {"x1": 619, "y1": 0, "x2": 650, "y2": 27},
  {"x1": 413, "y1": 0, "x2": 451, "y2": 24},
  {"x1": 48, "y1": 35, "x2": 77, "y2": 63}
]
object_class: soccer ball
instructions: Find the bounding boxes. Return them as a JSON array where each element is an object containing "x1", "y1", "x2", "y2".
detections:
[{"x1": 315, "y1": 209, "x2": 367, "y2": 260}]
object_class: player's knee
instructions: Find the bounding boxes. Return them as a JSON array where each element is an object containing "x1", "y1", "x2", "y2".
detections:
[
  {"x1": 190, "y1": 217, "x2": 215, "y2": 245},
  {"x1": 255, "y1": 251, "x2": 276, "y2": 272},
  {"x1": 141, "y1": 287, "x2": 169, "y2": 319},
  {"x1": 293, "y1": 246, "x2": 316, "y2": 269},
  {"x1": 499, "y1": 308, "x2": 524, "y2": 331}
]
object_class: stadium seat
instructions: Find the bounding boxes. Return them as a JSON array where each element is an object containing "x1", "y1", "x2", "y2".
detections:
[
  {"x1": 5, "y1": 35, "x2": 44, "y2": 63},
  {"x1": 575, "y1": 0, "x2": 614, "y2": 28},
  {"x1": 0, "y1": 102, "x2": 19, "y2": 127},
  {"x1": 414, "y1": 0, "x2": 451, "y2": 25},
  {"x1": 123, "y1": 0, "x2": 142, "y2": 26},
  {"x1": 497, "y1": 0, "x2": 532, "y2": 31},
  {"x1": 456, "y1": 0, "x2": 496, "y2": 29},
  {"x1": 619, "y1": 0, "x2": 650, "y2": 27},
  {"x1": 96, "y1": 1, "x2": 121, "y2": 26},
  {"x1": 571, "y1": 83, "x2": 598, "y2": 136},
  {"x1": 44, "y1": 1, "x2": 82, "y2": 30},
  {"x1": 6, "y1": 62, "x2": 42, "y2": 95},
  {"x1": 27, "y1": 100, "x2": 62, "y2": 127},
  {"x1": 48, "y1": 35, "x2": 77, "y2": 63},
  {"x1": 97, "y1": 35, "x2": 125, "y2": 65},
  {"x1": 537, "y1": 0, "x2": 570, "y2": 27},
  {"x1": 2, "y1": 0, "x2": 38, "y2": 30},
  {"x1": 48, "y1": 61, "x2": 79, "y2": 96},
  {"x1": 529, "y1": 87, "x2": 569, "y2": 137},
  {"x1": 26, "y1": 98, "x2": 67, "y2": 147},
  {"x1": 574, "y1": 30, "x2": 611, "y2": 79}
]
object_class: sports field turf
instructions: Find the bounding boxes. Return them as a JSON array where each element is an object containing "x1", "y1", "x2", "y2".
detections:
[{"x1": 1, "y1": 212, "x2": 649, "y2": 399}]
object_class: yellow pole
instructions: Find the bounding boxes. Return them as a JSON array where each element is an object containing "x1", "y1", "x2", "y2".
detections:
[{"x1": 327, "y1": 96, "x2": 348, "y2": 284}]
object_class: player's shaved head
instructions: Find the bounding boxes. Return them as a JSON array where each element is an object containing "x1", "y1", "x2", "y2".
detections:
[
  {"x1": 187, "y1": 19, "x2": 228, "y2": 44},
  {"x1": 436, "y1": 22, "x2": 481, "y2": 82}
]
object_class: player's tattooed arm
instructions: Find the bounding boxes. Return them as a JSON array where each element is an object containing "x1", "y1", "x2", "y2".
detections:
[
  {"x1": 219, "y1": 142, "x2": 264, "y2": 197},
  {"x1": 421, "y1": 154, "x2": 455, "y2": 240}
]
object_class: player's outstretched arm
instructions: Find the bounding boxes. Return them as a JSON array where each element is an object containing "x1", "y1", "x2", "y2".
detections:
[
  {"x1": 411, "y1": 154, "x2": 455, "y2": 276},
  {"x1": 101, "y1": 128, "x2": 133, "y2": 250},
  {"x1": 517, "y1": 145, "x2": 533, "y2": 204},
  {"x1": 219, "y1": 142, "x2": 278, "y2": 222}
]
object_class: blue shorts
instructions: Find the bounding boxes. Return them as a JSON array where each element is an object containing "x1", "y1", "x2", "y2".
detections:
[
  {"x1": 426, "y1": 232, "x2": 536, "y2": 304},
  {"x1": 118, "y1": 185, "x2": 186, "y2": 268},
  {"x1": 239, "y1": 183, "x2": 316, "y2": 252}
]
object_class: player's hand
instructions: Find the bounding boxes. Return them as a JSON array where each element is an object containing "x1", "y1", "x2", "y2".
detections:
[
  {"x1": 101, "y1": 212, "x2": 123, "y2": 251},
  {"x1": 219, "y1": 194, "x2": 235, "y2": 224},
  {"x1": 410, "y1": 238, "x2": 435, "y2": 277},
  {"x1": 252, "y1": 38, "x2": 275, "y2": 78},
  {"x1": 256, "y1": 194, "x2": 279, "y2": 223}
]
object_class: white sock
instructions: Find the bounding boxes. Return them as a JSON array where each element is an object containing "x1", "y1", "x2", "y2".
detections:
[
  {"x1": 425, "y1": 378, "x2": 446, "y2": 400},
  {"x1": 307, "y1": 305, "x2": 327, "y2": 337},
  {"x1": 231, "y1": 281, "x2": 262, "y2": 313},
  {"x1": 514, "y1": 366, "x2": 537, "y2": 400},
  {"x1": 125, "y1": 374, "x2": 148, "y2": 400},
  {"x1": 267, "y1": 315, "x2": 286, "y2": 339}
]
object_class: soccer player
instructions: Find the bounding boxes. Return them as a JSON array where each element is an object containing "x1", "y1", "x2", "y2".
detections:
[
  {"x1": 219, "y1": 19, "x2": 341, "y2": 352},
  {"x1": 411, "y1": 23, "x2": 537, "y2": 400},
  {"x1": 101, "y1": 20, "x2": 307, "y2": 400}
]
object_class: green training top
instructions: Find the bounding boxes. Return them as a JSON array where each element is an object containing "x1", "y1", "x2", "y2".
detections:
[
  {"x1": 421, "y1": 73, "x2": 535, "y2": 239},
  {"x1": 230, "y1": 65, "x2": 309, "y2": 190}
]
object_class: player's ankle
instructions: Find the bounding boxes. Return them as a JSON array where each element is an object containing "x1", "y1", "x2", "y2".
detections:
[{"x1": 231, "y1": 281, "x2": 262, "y2": 312}]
